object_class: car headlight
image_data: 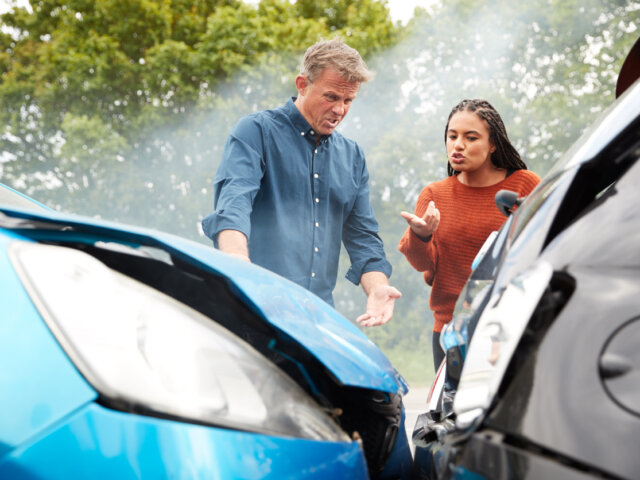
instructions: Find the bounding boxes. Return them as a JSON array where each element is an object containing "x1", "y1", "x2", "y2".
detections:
[
  {"x1": 9, "y1": 241, "x2": 349, "y2": 442},
  {"x1": 453, "y1": 261, "x2": 553, "y2": 430}
]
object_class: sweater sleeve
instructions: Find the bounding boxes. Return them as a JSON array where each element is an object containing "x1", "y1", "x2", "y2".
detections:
[
  {"x1": 519, "y1": 170, "x2": 542, "y2": 196},
  {"x1": 398, "y1": 186, "x2": 437, "y2": 285},
  {"x1": 506, "y1": 170, "x2": 542, "y2": 211}
]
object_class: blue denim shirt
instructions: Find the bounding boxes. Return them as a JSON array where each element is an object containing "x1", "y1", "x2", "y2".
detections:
[{"x1": 202, "y1": 98, "x2": 391, "y2": 305}]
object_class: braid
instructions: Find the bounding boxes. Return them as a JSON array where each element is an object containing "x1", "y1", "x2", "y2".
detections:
[{"x1": 445, "y1": 99, "x2": 528, "y2": 176}]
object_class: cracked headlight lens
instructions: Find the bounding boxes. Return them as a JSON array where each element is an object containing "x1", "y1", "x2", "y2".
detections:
[{"x1": 10, "y1": 241, "x2": 348, "y2": 442}]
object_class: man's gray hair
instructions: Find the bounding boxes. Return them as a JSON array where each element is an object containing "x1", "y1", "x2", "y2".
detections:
[{"x1": 299, "y1": 38, "x2": 374, "y2": 84}]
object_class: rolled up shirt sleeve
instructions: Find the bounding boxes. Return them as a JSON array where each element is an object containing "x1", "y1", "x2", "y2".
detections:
[
  {"x1": 201, "y1": 117, "x2": 265, "y2": 246},
  {"x1": 342, "y1": 155, "x2": 392, "y2": 285}
]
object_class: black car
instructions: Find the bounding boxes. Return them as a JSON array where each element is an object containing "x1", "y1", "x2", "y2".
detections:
[{"x1": 412, "y1": 41, "x2": 640, "y2": 479}]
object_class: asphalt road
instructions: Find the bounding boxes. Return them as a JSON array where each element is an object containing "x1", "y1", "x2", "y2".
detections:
[{"x1": 403, "y1": 387, "x2": 429, "y2": 456}]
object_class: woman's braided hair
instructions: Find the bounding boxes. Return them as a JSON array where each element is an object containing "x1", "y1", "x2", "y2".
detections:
[{"x1": 445, "y1": 99, "x2": 528, "y2": 176}]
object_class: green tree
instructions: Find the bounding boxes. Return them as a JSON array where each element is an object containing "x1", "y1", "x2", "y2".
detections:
[{"x1": 0, "y1": 0, "x2": 398, "y2": 221}]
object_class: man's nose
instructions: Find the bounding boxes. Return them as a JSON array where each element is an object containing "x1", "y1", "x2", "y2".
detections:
[{"x1": 332, "y1": 102, "x2": 346, "y2": 116}]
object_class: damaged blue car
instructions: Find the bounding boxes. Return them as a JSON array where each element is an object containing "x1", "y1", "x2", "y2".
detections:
[{"x1": 0, "y1": 184, "x2": 412, "y2": 479}]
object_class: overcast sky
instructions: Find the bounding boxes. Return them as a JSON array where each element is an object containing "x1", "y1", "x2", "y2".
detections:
[{"x1": 387, "y1": 0, "x2": 437, "y2": 24}]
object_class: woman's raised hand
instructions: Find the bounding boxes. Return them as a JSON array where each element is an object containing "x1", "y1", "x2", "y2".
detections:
[{"x1": 400, "y1": 200, "x2": 440, "y2": 240}]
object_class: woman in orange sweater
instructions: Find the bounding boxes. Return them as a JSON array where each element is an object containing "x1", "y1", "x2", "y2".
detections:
[{"x1": 398, "y1": 99, "x2": 540, "y2": 371}]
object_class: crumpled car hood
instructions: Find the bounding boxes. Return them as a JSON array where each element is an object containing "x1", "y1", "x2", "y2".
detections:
[{"x1": 0, "y1": 206, "x2": 408, "y2": 395}]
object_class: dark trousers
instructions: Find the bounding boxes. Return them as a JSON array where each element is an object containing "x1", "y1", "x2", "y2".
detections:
[{"x1": 432, "y1": 331, "x2": 445, "y2": 372}]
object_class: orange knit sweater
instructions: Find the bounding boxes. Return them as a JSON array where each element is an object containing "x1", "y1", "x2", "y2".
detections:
[{"x1": 398, "y1": 170, "x2": 540, "y2": 333}]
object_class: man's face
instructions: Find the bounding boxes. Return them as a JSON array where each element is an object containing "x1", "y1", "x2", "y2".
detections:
[{"x1": 294, "y1": 68, "x2": 360, "y2": 136}]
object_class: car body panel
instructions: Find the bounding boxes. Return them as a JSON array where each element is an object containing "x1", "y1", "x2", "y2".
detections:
[
  {"x1": 541, "y1": 158, "x2": 640, "y2": 271},
  {"x1": 0, "y1": 231, "x2": 97, "y2": 458},
  {"x1": 0, "y1": 203, "x2": 407, "y2": 395},
  {"x1": 485, "y1": 162, "x2": 640, "y2": 478},
  {"x1": 486, "y1": 270, "x2": 640, "y2": 480},
  {"x1": 0, "y1": 403, "x2": 368, "y2": 479},
  {"x1": 452, "y1": 433, "x2": 598, "y2": 480}
]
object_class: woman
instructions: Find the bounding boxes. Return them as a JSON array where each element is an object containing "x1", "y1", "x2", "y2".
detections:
[{"x1": 398, "y1": 99, "x2": 540, "y2": 371}]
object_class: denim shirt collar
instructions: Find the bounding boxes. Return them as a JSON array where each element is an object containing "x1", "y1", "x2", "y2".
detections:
[{"x1": 285, "y1": 97, "x2": 330, "y2": 145}]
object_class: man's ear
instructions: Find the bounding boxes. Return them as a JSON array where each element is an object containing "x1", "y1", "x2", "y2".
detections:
[{"x1": 295, "y1": 75, "x2": 308, "y2": 96}]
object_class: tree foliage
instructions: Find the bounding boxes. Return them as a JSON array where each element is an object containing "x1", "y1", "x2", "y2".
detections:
[
  {"x1": 0, "y1": 0, "x2": 397, "y2": 217},
  {"x1": 1, "y1": 0, "x2": 638, "y2": 384}
]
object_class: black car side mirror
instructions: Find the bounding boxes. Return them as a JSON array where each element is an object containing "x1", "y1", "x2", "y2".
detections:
[{"x1": 495, "y1": 189, "x2": 522, "y2": 216}]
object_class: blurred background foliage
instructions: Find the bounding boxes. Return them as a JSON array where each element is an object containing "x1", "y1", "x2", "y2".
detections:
[{"x1": 1, "y1": 0, "x2": 638, "y2": 386}]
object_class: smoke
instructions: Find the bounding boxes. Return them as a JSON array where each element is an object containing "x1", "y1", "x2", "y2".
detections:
[
  {"x1": 82, "y1": 1, "x2": 636, "y2": 328},
  {"x1": 329, "y1": 0, "x2": 637, "y2": 373}
]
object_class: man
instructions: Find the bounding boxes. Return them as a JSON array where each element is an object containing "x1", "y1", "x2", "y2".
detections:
[{"x1": 202, "y1": 39, "x2": 400, "y2": 326}]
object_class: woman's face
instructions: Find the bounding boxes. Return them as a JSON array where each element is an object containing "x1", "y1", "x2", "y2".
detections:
[{"x1": 446, "y1": 110, "x2": 496, "y2": 174}]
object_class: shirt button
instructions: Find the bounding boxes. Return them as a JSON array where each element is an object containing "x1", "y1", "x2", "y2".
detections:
[
  {"x1": 314, "y1": 173, "x2": 319, "y2": 178},
  {"x1": 314, "y1": 149, "x2": 318, "y2": 154},
  {"x1": 314, "y1": 247, "x2": 319, "y2": 252},
  {"x1": 311, "y1": 272, "x2": 316, "y2": 277},
  {"x1": 315, "y1": 198, "x2": 319, "y2": 203},
  {"x1": 310, "y1": 130, "x2": 315, "y2": 135},
  {"x1": 315, "y1": 222, "x2": 319, "y2": 227},
  {"x1": 300, "y1": 131, "x2": 305, "y2": 136}
]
